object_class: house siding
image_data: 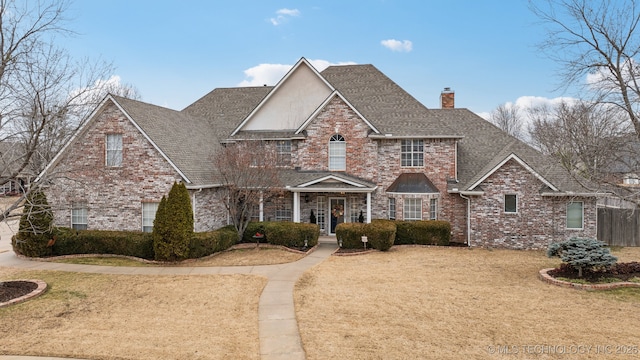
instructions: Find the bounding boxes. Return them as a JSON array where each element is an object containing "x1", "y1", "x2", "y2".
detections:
[{"x1": 46, "y1": 101, "x2": 183, "y2": 232}]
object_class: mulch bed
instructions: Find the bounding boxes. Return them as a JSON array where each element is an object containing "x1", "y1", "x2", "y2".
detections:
[
  {"x1": 0, "y1": 281, "x2": 38, "y2": 303},
  {"x1": 547, "y1": 262, "x2": 640, "y2": 283}
]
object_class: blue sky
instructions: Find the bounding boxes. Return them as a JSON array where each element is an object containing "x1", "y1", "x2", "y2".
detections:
[{"x1": 65, "y1": 0, "x2": 574, "y2": 117}]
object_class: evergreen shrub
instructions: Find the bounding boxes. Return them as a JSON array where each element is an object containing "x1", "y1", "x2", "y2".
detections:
[
  {"x1": 395, "y1": 220, "x2": 450, "y2": 246},
  {"x1": 51, "y1": 228, "x2": 154, "y2": 259},
  {"x1": 335, "y1": 223, "x2": 366, "y2": 248},
  {"x1": 547, "y1": 237, "x2": 617, "y2": 277},
  {"x1": 366, "y1": 219, "x2": 396, "y2": 251},
  {"x1": 153, "y1": 182, "x2": 194, "y2": 261}
]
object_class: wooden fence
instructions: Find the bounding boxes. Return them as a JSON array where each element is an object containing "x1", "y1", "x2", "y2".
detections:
[{"x1": 598, "y1": 207, "x2": 640, "y2": 247}]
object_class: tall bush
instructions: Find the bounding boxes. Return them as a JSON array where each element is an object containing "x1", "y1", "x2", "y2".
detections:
[
  {"x1": 547, "y1": 237, "x2": 617, "y2": 277},
  {"x1": 12, "y1": 189, "x2": 54, "y2": 257},
  {"x1": 153, "y1": 182, "x2": 193, "y2": 261}
]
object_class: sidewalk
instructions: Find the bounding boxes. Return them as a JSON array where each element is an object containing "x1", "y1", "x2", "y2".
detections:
[{"x1": 0, "y1": 231, "x2": 338, "y2": 360}]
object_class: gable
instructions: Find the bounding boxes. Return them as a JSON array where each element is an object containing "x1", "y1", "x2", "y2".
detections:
[
  {"x1": 470, "y1": 154, "x2": 558, "y2": 192},
  {"x1": 233, "y1": 58, "x2": 334, "y2": 133}
]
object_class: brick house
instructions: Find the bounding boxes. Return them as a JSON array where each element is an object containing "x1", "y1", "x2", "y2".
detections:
[{"x1": 40, "y1": 58, "x2": 601, "y2": 249}]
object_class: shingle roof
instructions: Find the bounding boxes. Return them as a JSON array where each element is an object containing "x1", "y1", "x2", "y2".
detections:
[
  {"x1": 432, "y1": 109, "x2": 588, "y2": 193},
  {"x1": 321, "y1": 64, "x2": 459, "y2": 137},
  {"x1": 107, "y1": 64, "x2": 588, "y2": 194},
  {"x1": 113, "y1": 95, "x2": 219, "y2": 184}
]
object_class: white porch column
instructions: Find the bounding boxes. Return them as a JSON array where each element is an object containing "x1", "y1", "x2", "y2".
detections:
[
  {"x1": 259, "y1": 191, "x2": 264, "y2": 222},
  {"x1": 366, "y1": 192, "x2": 372, "y2": 223},
  {"x1": 293, "y1": 191, "x2": 301, "y2": 222}
]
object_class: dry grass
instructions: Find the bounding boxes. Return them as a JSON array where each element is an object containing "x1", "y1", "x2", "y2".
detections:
[
  {"x1": 51, "y1": 247, "x2": 305, "y2": 267},
  {"x1": 295, "y1": 246, "x2": 640, "y2": 360},
  {"x1": 188, "y1": 247, "x2": 305, "y2": 266},
  {"x1": 0, "y1": 267, "x2": 267, "y2": 360}
]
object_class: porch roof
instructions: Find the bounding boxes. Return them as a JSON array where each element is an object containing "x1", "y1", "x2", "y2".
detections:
[{"x1": 281, "y1": 170, "x2": 377, "y2": 193}]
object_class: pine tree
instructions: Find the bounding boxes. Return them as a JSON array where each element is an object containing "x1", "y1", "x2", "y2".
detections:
[
  {"x1": 13, "y1": 189, "x2": 54, "y2": 257},
  {"x1": 152, "y1": 182, "x2": 193, "y2": 261}
]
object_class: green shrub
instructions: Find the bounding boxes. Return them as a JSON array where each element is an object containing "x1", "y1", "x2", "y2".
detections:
[
  {"x1": 51, "y1": 228, "x2": 154, "y2": 259},
  {"x1": 153, "y1": 182, "x2": 194, "y2": 261},
  {"x1": 243, "y1": 221, "x2": 319, "y2": 248},
  {"x1": 395, "y1": 220, "x2": 450, "y2": 246},
  {"x1": 335, "y1": 223, "x2": 366, "y2": 249},
  {"x1": 243, "y1": 222, "x2": 266, "y2": 243},
  {"x1": 12, "y1": 189, "x2": 55, "y2": 257},
  {"x1": 189, "y1": 226, "x2": 237, "y2": 258},
  {"x1": 263, "y1": 221, "x2": 319, "y2": 248},
  {"x1": 547, "y1": 237, "x2": 617, "y2": 277},
  {"x1": 365, "y1": 219, "x2": 396, "y2": 251}
]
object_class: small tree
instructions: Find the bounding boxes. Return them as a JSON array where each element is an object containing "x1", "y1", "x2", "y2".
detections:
[
  {"x1": 152, "y1": 182, "x2": 193, "y2": 261},
  {"x1": 547, "y1": 237, "x2": 617, "y2": 277},
  {"x1": 310, "y1": 209, "x2": 316, "y2": 224},
  {"x1": 213, "y1": 141, "x2": 283, "y2": 243},
  {"x1": 12, "y1": 189, "x2": 54, "y2": 257}
]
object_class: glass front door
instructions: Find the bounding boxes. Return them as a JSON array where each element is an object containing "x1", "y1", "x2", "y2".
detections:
[{"x1": 329, "y1": 198, "x2": 346, "y2": 235}]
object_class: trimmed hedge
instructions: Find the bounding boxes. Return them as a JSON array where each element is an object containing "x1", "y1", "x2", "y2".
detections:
[
  {"x1": 189, "y1": 225, "x2": 237, "y2": 258},
  {"x1": 50, "y1": 225, "x2": 238, "y2": 260},
  {"x1": 51, "y1": 228, "x2": 154, "y2": 259},
  {"x1": 335, "y1": 223, "x2": 367, "y2": 249},
  {"x1": 395, "y1": 220, "x2": 450, "y2": 246},
  {"x1": 366, "y1": 219, "x2": 396, "y2": 251},
  {"x1": 244, "y1": 221, "x2": 319, "y2": 248}
]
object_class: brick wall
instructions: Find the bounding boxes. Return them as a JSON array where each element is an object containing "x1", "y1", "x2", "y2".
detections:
[
  {"x1": 467, "y1": 159, "x2": 597, "y2": 249},
  {"x1": 46, "y1": 101, "x2": 184, "y2": 231}
]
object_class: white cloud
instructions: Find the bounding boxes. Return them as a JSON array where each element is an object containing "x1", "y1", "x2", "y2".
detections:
[
  {"x1": 238, "y1": 59, "x2": 357, "y2": 87},
  {"x1": 270, "y1": 8, "x2": 300, "y2": 26},
  {"x1": 381, "y1": 39, "x2": 413, "y2": 52}
]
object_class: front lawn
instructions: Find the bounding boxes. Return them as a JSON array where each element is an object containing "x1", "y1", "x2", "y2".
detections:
[
  {"x1": 295, "y1": 246, "x2": 640, "y2": 360},
  {"x1": 0, "y1": 268, "x2": 267, "y2": 359}
]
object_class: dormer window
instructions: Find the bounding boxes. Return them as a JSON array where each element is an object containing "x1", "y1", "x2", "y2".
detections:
[{"x1": 329, "y1": 134, "x2": 346, "y2": 171}]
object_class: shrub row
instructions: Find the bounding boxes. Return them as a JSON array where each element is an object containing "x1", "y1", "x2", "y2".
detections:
[
  {"x1": 395, "y1": 220, "x2": 450, "y2": 246},
  {"x1": 335, "y1": 219, "x2": 451, "y2": 251},
  {"x1": 243, "y1": 221, "x2": 319, "y2": 248},
  {"x1": 46, "y1": 225, "x2": 237, "y2": 260}
]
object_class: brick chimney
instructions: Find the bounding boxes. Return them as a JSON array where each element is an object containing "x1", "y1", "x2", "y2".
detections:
[{"x1": 440, "y1": 87, "x2": 454, "y2": 109}]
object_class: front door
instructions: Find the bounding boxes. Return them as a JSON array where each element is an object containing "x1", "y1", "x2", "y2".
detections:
[{"x1": 329, "y1": 198, "x2": 346, "y2": 235}]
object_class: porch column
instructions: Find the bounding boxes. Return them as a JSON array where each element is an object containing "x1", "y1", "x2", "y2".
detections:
[
  {"x1": 259, "y1": 191, "x2": 264, "y2": 222},
  {"x1": 366, "y1": 192, "x2": 372, "y2": 223},
  {"x1": 293, "y1": 191, "x2": 300, "y2": 222}
]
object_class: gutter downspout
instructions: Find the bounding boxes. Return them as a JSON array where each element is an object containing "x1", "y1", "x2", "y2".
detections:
[{"x1": 459, "y1": 193, "x2": 471, "y2": 246}]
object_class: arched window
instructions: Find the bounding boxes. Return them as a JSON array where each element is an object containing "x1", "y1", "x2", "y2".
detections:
[{"x1": 329, "y1": 134, "x2": 346, "y2": 171}]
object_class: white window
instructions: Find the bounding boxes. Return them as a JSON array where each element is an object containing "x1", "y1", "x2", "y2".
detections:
[
  {"x1": 567, "y1": 202, "x2": 584, "y2": 229},
  {"x1": 404, "y1": 198, "x2": 422, "y2": 220},
  {"x1": 401, "y1": 139, "x2": 424, "y2": 167},
  {"x1": 317, "y1": 196, "x2": 326, "y2": 231},
  {"x1": 106, "y1": 134, "x2": 123, "y2": 167},
  {"x1": 71, "y1": 203, "x2": 88, "y2": 230},
  {"x1": 388, "y1": 198, "x2": 396, "y2": 220},
  {"x1": 430, "y1": 198, "x2": 438, "y2": 220},
  {"x1": 275, "y1": 198, "x2": 292, "y2": 221},
  {"x1": 142, "y1": 202, "x2": 159, "y2": 232},
  {"x1": 329, "y1": 134, "x2": 346, "y2": 171},
  {"x1": 504, "y1": 194, "x2": 517, "y2": 213},
  {"x1": 276, "y1": 140, "x2": 292, "y2": 166}
]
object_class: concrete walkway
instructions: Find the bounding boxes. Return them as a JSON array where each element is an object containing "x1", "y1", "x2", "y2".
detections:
[{"x1": 0, "y1": 226, "x2": 338, "y2": 360}]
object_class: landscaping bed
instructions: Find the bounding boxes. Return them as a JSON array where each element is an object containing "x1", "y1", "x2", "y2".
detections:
[
  {"x1": 0, "y1": 281, "x2": 37, "y2": 303},
  {"x1": 547, "y1": 262, "x2": 640, "y2": 283}
]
